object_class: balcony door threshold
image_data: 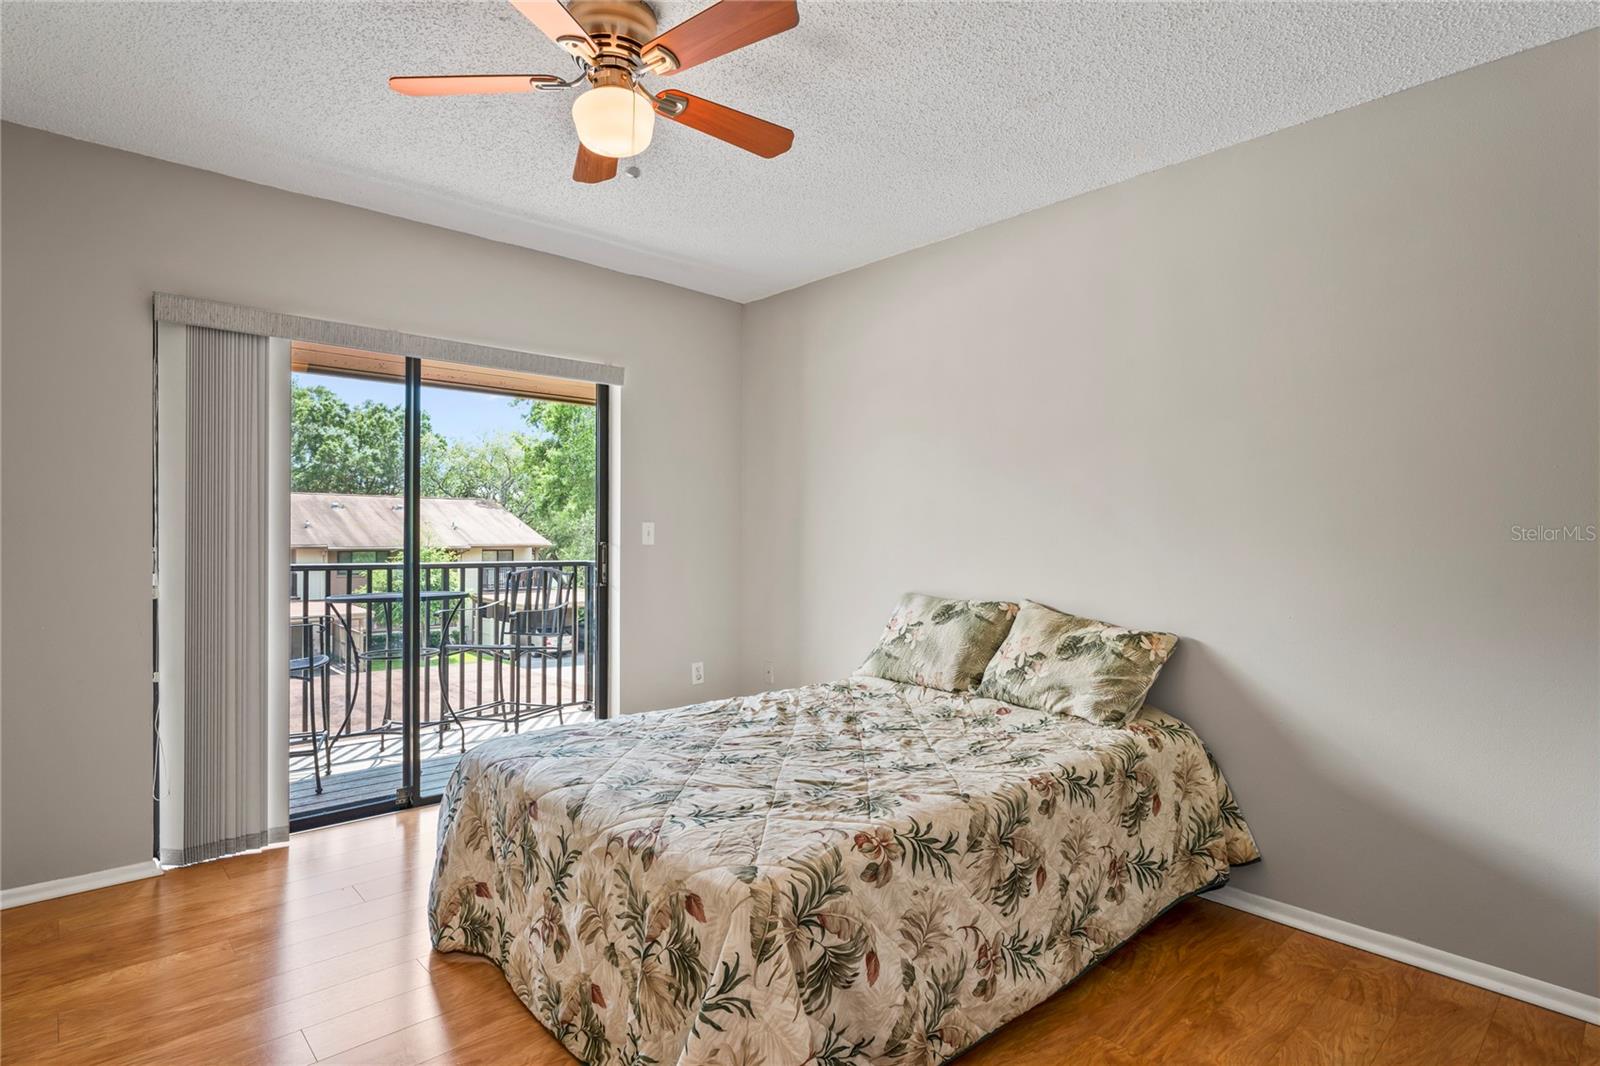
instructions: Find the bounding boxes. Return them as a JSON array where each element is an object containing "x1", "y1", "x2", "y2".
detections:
[{"x1": 290, "y1": 796, "x2": 436, "y2": 834}]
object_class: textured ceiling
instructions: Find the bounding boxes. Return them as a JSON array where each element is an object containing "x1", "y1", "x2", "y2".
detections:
[{"x1": 3, "y1": 2, "x2": 1596, "y2": 302}]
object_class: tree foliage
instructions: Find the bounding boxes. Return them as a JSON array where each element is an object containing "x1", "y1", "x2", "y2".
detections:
[
  {"x1": 290, "y1": 382, "x2": 596, "y2": 561},
  {"x1": 290, "y1": 384, "x2": 422, "y2": 495}
]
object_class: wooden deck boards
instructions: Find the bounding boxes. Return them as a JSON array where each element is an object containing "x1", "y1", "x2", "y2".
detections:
[
  {"x1": 291, "y1": 712, "x2": 593, "y2": 819},
  {"x1": 290, "y1": 755, "x2": 462, "y2": 813}
]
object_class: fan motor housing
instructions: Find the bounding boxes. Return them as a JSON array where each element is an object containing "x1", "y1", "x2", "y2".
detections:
[{"x1": 567, "y1": 0, "x2": 658, "y2": 49}]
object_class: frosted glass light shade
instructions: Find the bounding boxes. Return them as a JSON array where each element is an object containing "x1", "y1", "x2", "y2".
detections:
[{"x1": 572, "y1": 85, "x2": 654, "y2": 159}]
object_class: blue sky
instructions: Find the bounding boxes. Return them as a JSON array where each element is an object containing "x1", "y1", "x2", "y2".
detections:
[{"x1": 295, "y1": 371, "x2": 530, "y2": 443}]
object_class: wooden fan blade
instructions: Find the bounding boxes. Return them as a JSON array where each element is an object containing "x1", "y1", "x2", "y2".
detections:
[
  {"x1": 388, "y1": 74, "x2": 560, "y2": 96},
  {"x1": 510, "y1": 1, "x2": 597, "y2": 59},
  {"x1": 644, "y1": 0, "x2": 797, "y2": 75},
  {"x1": 655, "y1": 91, "x2": 793, "y2": 158},
  {"x1": 573, "y1": 144, "x2": 618, "y2": 183}
]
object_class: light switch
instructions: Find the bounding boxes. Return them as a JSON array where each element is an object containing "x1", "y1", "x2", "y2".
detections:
[{"x1": 642, "y1": 522, "x2": 656, "y2": 546}]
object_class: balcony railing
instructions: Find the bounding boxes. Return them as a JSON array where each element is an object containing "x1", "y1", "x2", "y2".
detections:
[{"x1": 288, "y1": 559, "x2": 596, "y2": 770}]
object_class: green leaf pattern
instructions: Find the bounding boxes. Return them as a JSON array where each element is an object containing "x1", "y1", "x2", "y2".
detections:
[
  {"x1": 430, "y1": 677, "x2": 1257, "y2": 1065},
  {"x1": 978, "y1": 601, "x2": 1179, "y2": 726},
  {"x1": 856, "y1": 594, "x2": 1019, "y2": 692}
]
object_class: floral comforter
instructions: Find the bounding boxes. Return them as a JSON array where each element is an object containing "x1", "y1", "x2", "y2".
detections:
[{"x1": 429, "y1": 679, "x2": 1259, "y2": 1066}]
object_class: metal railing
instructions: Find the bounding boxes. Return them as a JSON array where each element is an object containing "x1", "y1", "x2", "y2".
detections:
[{"x1": 288, "y1": 559, "x2": 596, "y2": 750}]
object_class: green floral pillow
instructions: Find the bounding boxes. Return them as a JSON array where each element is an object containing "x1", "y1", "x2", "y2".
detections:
[
  {"x1": 856, "y1": 594, "x2": 1019, "y2": 692},
  {"x1": 977, "y1": 601, "x2": 1177, "y2": 725}
]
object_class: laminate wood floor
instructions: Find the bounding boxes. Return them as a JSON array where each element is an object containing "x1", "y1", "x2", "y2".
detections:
[{"x1": 2, "y1": 808, "x2": 1592, "y2": 1065}]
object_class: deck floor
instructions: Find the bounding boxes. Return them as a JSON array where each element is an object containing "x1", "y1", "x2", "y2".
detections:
[
  {"x1": 287, "y1": 654, "x2": 586, "y2": 741},
  {"x1": 288, "y1": 653, "x2": 590, "y2": 818},
  {"x1": 291, "y1": 712, "x2": 595, "y2": 818}
]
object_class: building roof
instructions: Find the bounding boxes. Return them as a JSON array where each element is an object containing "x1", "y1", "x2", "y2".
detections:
[{"x1": 290, "y1": 492, "x2": 552, "y2": 552}]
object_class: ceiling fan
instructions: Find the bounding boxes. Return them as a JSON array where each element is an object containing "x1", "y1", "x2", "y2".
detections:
[{"x1": 389, "y1": 0, "x2": 798, "y2": 183}]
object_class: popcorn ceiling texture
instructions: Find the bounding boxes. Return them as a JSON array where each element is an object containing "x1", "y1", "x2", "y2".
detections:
[{"x1": 2, "y1": 1, "x2": 1595, "y2": 302}]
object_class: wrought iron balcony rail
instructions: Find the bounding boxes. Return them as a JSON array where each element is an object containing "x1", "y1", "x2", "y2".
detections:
[{"x1": 288, "y1": 559, "x2": 596, "y2": 752}]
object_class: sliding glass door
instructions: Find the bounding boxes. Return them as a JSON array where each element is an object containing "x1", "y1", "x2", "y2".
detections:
[
  {"x1": 287, "y1": 347, "x2": 608, "y2": 829},
  {"x1": 287, "y1": 358, "x2": 409, "y2": 820}
]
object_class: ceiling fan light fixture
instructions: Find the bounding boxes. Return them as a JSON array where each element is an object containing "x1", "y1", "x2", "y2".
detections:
[
  {"x1": 571, "y1": 84, "x2": 654, "y2": 158},
  {"x1": 391, "y1": 0, "x2": 799, "y2": 182}
]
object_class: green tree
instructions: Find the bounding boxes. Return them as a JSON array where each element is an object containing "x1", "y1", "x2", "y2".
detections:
[
  {"x1": 421, "y1": 432, "x2": 535, "y2": 519},
  {"x1": 291, "y1": 383, "x2": 427, "y2": 495},
  {"x1": 292, "y1": 378, "x2": 597, "y2": 561},
  {"x1": 420, "y1": 401, "x2": 595, "y2": 560},
  {"x1": 516, "y1": 400, "x2": 596, "y2": 561}
]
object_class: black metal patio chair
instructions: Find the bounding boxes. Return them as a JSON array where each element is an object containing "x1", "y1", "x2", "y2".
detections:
[
  {"x1": 288, "y1": 617, "x2": 333, "y2": 792},
  {"x1": 437, "y1": 566, "x2": 577, "y2": 750}
]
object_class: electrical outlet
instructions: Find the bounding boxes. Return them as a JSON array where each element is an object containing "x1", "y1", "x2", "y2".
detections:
[
  {"x1": 763, "y1": 661, "x2": 775, "y2": 685},
  {"x1": 690, "y1": 661, "x2": 705, "y2": 685},
  {"x1": 642, "y1": 522, "x2": 656, "y2": 546}
]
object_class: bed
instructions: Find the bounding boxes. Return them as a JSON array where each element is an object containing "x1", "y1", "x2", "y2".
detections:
[{"x1": 428, "y1": 677, "x2": 1258, "y2": 1065}]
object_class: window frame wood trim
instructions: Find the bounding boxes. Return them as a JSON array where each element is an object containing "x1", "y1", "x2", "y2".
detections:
[{"x1": 290, "y1": 342, "x2": 597, "y2": 405}]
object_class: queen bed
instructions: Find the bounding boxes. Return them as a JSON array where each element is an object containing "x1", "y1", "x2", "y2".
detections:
[{"x1": 428, "y1": 662, "x2": 1258, "y2": 1065}]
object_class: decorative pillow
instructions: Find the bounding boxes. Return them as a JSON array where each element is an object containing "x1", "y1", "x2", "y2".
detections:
[
  {"x1": 856, "y1": 594, "x2": 1019, "y2": 692},
  {"x1": 977, "y1": 601, "x2": 1177, "y2": 725}
]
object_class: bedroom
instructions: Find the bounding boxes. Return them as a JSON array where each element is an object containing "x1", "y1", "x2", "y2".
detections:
[{"x1": 0, "y1": 2, "x2": 1596, "y2": 1064}]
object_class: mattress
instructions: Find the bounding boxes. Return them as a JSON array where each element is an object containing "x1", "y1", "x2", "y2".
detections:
[{"x1": 428, "y1": 677, "x2": 1259, "y2": 1065}]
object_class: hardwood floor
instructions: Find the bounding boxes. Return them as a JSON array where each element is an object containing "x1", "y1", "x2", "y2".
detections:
[{"x1": 2, "y1": 807, "x2": 1592, "y2": 1065}]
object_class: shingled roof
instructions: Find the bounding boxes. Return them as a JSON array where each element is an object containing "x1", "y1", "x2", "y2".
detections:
[{"x1": 291, "y1": 493, "x2": 552, "y2": 552}]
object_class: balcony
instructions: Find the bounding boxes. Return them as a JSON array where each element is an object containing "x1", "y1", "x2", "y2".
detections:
[{"x1": 288, "y1": 559, "x2": 596, "y2": 818}]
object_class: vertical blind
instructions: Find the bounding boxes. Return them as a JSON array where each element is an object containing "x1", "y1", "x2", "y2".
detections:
[{"x1": 162, "y1": 326, "x2": 282, "y2": 864}]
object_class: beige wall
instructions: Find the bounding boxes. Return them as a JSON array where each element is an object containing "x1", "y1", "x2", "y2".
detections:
[
  {"x1": 0, "y1": 122, "x2": 743, "y2": 888},
  {"x1": 738, "y1": 33, "x2": 1599, "y2": 995}
]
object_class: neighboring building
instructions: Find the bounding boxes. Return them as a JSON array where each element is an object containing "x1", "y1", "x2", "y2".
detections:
[{"x1": 291, "y1": 492, "x2": 552, "y2": 598}]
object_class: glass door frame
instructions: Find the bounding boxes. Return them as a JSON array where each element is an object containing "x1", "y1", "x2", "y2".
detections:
[
  {"x1": 400, "y1": 357, "x2": 423, "y2": 806},
  {"x1": 592, "y1": 383, "x2": 611, "y2": 724},
  {"x1": 288, "y1": 360, "x2": 611, "y2": 831}
]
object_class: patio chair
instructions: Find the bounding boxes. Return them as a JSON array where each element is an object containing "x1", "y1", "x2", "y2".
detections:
[
  {"x1": 438, "y1": 566, "x2": 576, "y2": 750},
  {"x1": 288, "y1": 617, "x2": 333, "y2": 792}
]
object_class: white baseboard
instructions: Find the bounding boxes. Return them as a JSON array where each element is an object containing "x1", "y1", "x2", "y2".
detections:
[
  {"x1": 1, "y1": 859, "x2": 163, "y2": 910},
  {"x1": 1204, "y1": 885, "x2": 1600, "y2": 1025}
]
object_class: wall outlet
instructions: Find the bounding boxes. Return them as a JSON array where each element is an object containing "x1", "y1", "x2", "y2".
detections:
[
  {"x1": 690, "y1": 661, "x2": 705, "y2": 685},
  {"x1": 763, "y1": 661, "x2": 775, "y2": 685},
  {"x1": 641, "y1": 521, "x2": 655, "y2": 546}
]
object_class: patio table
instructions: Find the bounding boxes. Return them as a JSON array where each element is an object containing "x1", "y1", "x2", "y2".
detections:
[{"x1": 323, "y1": 590, "x2": 469, "y2": 752}]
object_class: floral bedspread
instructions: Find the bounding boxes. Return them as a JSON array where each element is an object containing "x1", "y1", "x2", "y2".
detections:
[{"x1": 429, "y1": 678, "x2": 1259, "y2": 1065}]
